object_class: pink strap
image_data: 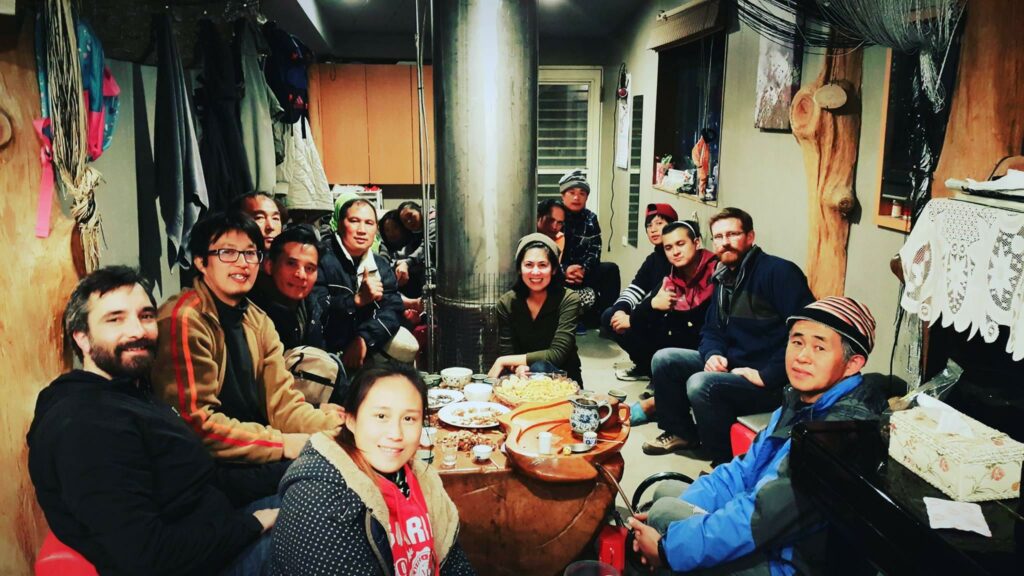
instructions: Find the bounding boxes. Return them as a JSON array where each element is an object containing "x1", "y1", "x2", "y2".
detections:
[{"x1": 33, "y1": 119, "x2": 56, "y2": 239}]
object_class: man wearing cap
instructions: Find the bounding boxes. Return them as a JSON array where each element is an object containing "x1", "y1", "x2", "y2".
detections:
[
  {"x1": 601, "y1": 203, "x2": 675, "y2": 380},
  {"x1": 644, "y1": 207, "x2": 814, "y2": 463},
  {"x1": 628, "y1": 296, "x2": 885, "y2": 576},
  {"x1": 558, "y1": 169, "x2": 620, "y2": 329}
]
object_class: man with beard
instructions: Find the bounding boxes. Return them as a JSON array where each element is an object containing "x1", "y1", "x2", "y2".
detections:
[
  {"x1": 643, "y1": 208, "x2": 814, "y2": 465},
  {"x1": 28, "y1": 267, "x2": 284, "y2": 575},
  {"x1": 151, "y1": 212, "x2": 342, "y2": 463}
]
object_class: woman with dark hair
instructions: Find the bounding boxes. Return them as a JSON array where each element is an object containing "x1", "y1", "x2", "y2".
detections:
[
  {"x1": 488, "y1": 233, "x2": 583, "y2": 384},
  {"x1": 270, "y1": 365, "x2": 475, "y2": 575}
]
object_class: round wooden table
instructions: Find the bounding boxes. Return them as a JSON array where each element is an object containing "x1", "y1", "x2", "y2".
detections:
[{"x1": 432, "y1": 401, "x2": 628, "y2": 576}]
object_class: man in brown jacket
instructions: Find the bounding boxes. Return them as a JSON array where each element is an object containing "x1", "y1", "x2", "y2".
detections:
[{"x1": 152, "y1": 211, "x2": 342, "y2": 462}]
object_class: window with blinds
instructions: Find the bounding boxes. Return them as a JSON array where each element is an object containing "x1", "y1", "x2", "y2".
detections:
[
  {"x1": 627, "y1": 95, "x2": 644, "y2": 247},
  {"x1": 537, "y1": 68, "x2": 603, "y2": 207}
]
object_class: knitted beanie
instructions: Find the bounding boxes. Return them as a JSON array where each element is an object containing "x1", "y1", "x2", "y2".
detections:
[
  {"x1": 787, "y1": 296, "x2": 876, "y2": 357},
  {"x1": 515, "y1": 232, "x2": 561, "y2": 262},
  {"x1": 558, "y1": 169, "x2": 590, "y2": 194}
]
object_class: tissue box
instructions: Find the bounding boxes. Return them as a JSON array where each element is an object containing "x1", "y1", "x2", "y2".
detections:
[{"x1": 889, "y1": 407, "x2": 1024, "y2": 502}]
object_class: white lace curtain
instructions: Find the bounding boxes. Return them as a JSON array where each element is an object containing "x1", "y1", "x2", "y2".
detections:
[{"x1": 900, "y1": 199, "x2": 1024, "y2": 360}]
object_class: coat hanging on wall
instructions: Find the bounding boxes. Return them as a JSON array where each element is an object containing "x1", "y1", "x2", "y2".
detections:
[
  {"x1": 195, "y1": 18, "x2": 252, "y2": 211},
  {"x1": 236, "y1": 17, "x2": 281, "y2": 194},
  {"x1": 153, "y1": 13, "x2": 209, "y2": 270}
]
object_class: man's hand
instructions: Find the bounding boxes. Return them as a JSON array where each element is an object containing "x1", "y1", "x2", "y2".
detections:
[
  {"x1": 342, "y1": 336, "x2": 368, "y2": 371},
  {"x1": 565, "y1": 264, "x2": 585, "y2": 285},
  {"x1": 731, "y1": 367, "x2": 764, "y2": 387},
  {"x1": 651, "y1": 283, "x2": 678, "y2": 312},
  {"x1": 394, "y1": 260, "x2": 410, "y2": 287},
  {"x1": 610, "y1": 311, "x2": 631, "y2": 334},
  {"x1": 320, "y1": 402, "x2": 345, "y2": 420},
  {"x1": 704, "y1": 354, "x2": 729, "y2": 372},
  {"x1": 628, "y1": 515, "x2": 664, "y2": 570},
  {"x1": 403, "y1": 308, "x2": 423, "y2": 326},
  {"x1": 282, "y1": 433, "x2": 310, "y2": 459},
  {"x1": 354, "y1": 269, "x2": 384, "y2": 307},
  {"x1": 252, "y1": 508, "x2": 280, "y2": 533}
]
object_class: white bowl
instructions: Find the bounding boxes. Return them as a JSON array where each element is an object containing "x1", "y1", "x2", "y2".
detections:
[
  {"x1": 440, "y1": 367, "x2": 472, "y2": 388},
  {"x1": 472, "y1": 444, "x2": 493, "y2": 461},
  {"x1": 463, "y1": 383, "x2": 493, "y2": 402}
]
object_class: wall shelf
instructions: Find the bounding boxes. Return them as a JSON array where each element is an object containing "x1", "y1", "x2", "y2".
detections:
[{"x1": 652, "y1": 184, "x2": 718, "y2": 207}]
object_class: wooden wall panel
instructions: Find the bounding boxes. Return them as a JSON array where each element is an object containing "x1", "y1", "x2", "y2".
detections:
[
  {"x1": 316, "y1": 63, "x2": 370, "y2": 184},
  {"x1": 0, "y1": 18, "x2": 80, "y2": 575},
  {"x1": 932, "y1": 0, "x2": 1024, "y2": 197},
  {"x1": 366, "y1": 64, "x2": 415, "y2": 184}
]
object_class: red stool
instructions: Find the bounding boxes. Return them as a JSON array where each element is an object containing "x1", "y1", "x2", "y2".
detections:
[
  {"x1": 35, "y1": 532, "x2": 97, "y2": 576},
  {"x1": 729, "y1": 412, "x2": 774, "y2": 457}
]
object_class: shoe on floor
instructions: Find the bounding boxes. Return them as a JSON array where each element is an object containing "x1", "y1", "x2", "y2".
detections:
[
  {"x1": 638, "y1": 388, "x2": 655, "y2": 401},
  {"x1": 575, "y1": 322, "x2": 587, "y2": 335},
  {"x1": 642, "y1": 432, "x2": 698, "y2": 455},
  {"x1": 614, "y1": 365, "x2": 650, "y2": 381}
]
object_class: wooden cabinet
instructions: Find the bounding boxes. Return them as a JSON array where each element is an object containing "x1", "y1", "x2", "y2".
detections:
[{"x1": 309, "y1": 63, "x2": 434, "y2": 185}]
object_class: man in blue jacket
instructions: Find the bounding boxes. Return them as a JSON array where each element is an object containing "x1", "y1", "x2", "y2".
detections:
[
  {"x1": 643, "y1": 208, "x2": 814, "y2": 464},
  {"x1": 629, "y1": 296, "x2": 885, "y2": 575}
]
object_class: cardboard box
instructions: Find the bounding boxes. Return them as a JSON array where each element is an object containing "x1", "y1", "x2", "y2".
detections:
[{"x1": 889, "y1": 407, "x2": 1024, "y2": 502}]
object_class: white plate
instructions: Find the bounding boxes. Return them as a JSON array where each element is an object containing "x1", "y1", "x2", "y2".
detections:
[
  {"x1": 438, "y1": 401, "x2": 510, "y2": 429},
  {"x1": 428, "y1": 388, "x2": 464, "y2": 411}
]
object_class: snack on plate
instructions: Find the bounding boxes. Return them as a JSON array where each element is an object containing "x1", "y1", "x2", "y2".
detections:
[
  {"x1": 441, "y1": 430, "x2": 506, "y2": 452},
  {"x1": 428, "y1": 390, "x2": 460, "y2": 410},
  {"x1": 449, "y1": 405, "x2": 503, "y2": 427},
  {"x1": 495, "y1": 375, "x2": 579, "y2": 406}
]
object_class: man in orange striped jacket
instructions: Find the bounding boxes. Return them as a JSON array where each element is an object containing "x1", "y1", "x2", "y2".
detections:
[{"x1": 152, "y1": 211, "x2": 342, "y2": 462}]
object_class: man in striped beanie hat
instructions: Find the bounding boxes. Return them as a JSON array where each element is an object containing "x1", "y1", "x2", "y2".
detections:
[{"x1": 629, "y1": 296, "x2": 886, "y2": 575}]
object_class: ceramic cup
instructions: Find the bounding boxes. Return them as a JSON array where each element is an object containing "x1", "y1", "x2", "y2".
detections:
[
  {"x1": 607, "y1": 389, "x2": 628, "y2": 403},
  {"x1": 464, "y1": 383, "x2": 493, "y2": 402},
  {"x1": 472, "y1": 444, "x2": 493, "y2": 462}
]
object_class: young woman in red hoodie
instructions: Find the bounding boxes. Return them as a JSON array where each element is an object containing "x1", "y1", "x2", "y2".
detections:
[{"x1": 271, "y1": 366, "x2": 475, "y2": 575}]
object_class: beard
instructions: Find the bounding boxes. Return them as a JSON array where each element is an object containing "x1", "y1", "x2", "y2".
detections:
[{"x1": 90, "y1": 338, "x2": 158, "y2": 379}]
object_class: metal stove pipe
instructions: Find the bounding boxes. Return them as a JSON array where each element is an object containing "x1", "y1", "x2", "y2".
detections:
[{"x1": 433, "y1": 0, "x2": 538, "y2": 371}]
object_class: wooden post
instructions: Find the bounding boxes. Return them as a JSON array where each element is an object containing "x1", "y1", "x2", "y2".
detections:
[
  {"x1": 0, "y1": 17, "x2": 80, "y2": 575},
  {"x1": 791, "y1": 48, "x2": 864, "y2": 298}
]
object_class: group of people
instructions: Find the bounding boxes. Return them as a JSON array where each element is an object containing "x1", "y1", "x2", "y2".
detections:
[
  {"x1": 28, "y1": 193, "x2": 473, "y2": 575},
  {"x1": 27, "y1": 170, "x2": 890, "y2": 575}
]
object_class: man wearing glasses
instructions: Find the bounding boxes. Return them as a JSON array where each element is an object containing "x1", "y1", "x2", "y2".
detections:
[
  {"x1": 643, "y1": 207, "x2": 814, "y2": 466},
  {"x1": 152, "y1": 212, "x2": 342, "y2": 463}
]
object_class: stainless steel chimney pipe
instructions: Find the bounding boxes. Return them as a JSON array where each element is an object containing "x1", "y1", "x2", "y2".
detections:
[{"x1": 433, "y1": 0, "x2": 538, "y2": 371}]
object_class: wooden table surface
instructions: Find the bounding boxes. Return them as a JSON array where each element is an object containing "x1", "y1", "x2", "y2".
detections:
[{"x1": 425, "y1": 403, "x2": 627, "y2": 576}]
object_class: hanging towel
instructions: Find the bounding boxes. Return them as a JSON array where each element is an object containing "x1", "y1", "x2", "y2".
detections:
[{"x1": 153, "y1": 14, "x2": 209, "y2": 269}]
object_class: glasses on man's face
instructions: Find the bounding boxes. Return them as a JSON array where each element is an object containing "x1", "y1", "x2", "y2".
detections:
[
  {"x1": 711, "y1": 230, "x2": 745, "y2": 243},
  {"x1": 208, "y1": 248, "x2": 264, "y2": 264}
]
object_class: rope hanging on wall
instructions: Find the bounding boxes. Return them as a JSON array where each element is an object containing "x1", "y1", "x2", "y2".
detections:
[{"x1": 42, "y1": 0, "x2": 104, "y2": 272}]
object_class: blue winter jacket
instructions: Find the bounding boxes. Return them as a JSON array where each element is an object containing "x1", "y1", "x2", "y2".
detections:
[
  {"x1": 699, "y1": 246, "x2": 814, "y2": 388},
  {"x1": 662, "y1": 373, "x2": 886, "y2": 575}
]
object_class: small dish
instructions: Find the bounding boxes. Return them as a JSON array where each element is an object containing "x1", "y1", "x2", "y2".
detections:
[
  {"x1": 568, "y1": 443, "x2": 593, "y2": 454},
  {"x1": 464, "y1": 383, "x2": 493, "y2": 402},
  {"x1": 472, "y1": 444, "x2": 493, "y2": 461}
]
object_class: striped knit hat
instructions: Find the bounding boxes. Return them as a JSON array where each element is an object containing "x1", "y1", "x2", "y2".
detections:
[
  {"x1": 558, "y1": 169, "x2": 590, "y2": 194},
  {"x1": 787, "y1": 296, "x2": 876, "y2": 357}
]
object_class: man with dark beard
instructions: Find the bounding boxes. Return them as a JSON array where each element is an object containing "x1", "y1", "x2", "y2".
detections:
[{"x1": 28, "y1": 267, "x2": 284, "y2": 576}]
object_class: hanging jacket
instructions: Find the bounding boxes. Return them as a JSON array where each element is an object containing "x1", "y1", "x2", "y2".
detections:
[
  {"x1": 270, "y1": 433, "x2": 476, "y2": 575},
  {"x1": 152, "y1": 14, "x2": 209, "y2": 269},
  {"x1": 236, "y1": 18, "x2": 282, "y2": 194},
  {"x1": 661, "y1": 373, "x2": 886, "y2": 575}
]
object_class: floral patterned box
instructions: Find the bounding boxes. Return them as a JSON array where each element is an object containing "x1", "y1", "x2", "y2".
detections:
[{"x1": 889, "y1": 407, "x2": 1024, "y2": 502}]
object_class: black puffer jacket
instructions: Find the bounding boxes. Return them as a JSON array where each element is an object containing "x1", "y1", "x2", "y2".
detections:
[{"x1": 270, "y1": 434, "x2": 476, "y2": 575}]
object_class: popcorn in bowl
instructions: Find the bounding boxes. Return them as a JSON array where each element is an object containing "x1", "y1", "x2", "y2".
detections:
[{"x1": 495, "y1": 374, "x2": 579, "y2": 406}]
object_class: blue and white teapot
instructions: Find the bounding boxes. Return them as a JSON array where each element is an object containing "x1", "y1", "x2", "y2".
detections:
[{"x1": 569, "y1": 396, "x2": 612, "y2": 436}]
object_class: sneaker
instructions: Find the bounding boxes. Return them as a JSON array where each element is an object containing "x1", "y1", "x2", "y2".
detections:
[
  {"x1": 575, "y1": 322, "x2": 588, "y2": 335},
  {"x1": 614, "y1": 365, "x2": 650, "y2": 381},
  {"x1": 642, "y1": 432, "x2": 698, "y2": 455}
]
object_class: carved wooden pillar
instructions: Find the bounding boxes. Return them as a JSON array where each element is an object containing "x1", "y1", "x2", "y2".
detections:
[
  {"x1": 0, "y1": 17, "x2": 79, "y2": 575},
  {"x1": 791, "y1": 48, "x2": 864, "y2": 298}
]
